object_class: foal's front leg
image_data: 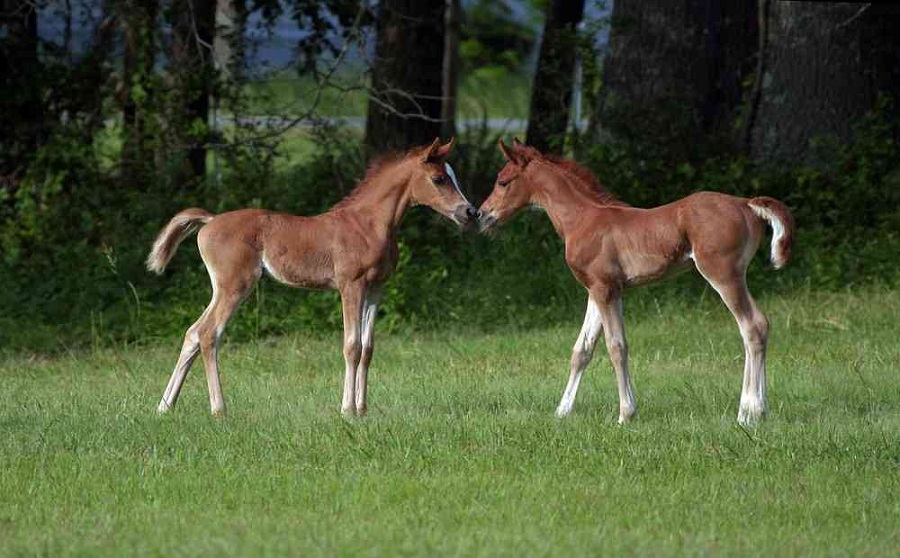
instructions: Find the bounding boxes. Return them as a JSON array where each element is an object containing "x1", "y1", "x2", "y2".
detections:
[
  {"x1": 339, "y1": 283, "x2": 364, "y2": 416},
  {"x1": 354, "y1": 288, "x2": 381, "y2": 416},
  {"x1": 556, "y1": 297, "x2": 603, "y2": 417},
  {"x1": 597, "y1": 296, "x2": 637, "y2": 424}
]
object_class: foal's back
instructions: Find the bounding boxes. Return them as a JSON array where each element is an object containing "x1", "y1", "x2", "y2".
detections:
[{"x1": 572, "y1": 192, "x2": 765, "y2": 286}]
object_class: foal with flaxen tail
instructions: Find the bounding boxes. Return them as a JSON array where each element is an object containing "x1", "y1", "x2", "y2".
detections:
[
  {"x1": 147, "y1": 138, "x2": 476, "y2": 417},
  {"x1": 478, "y1": 139, "x2": 794, "y2": 425}
]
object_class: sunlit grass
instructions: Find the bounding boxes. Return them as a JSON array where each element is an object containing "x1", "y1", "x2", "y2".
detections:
[
  {"x1": 244, "y1": 69, "x2": 531, "y2": 121},
  {"x1": 1, "y1": 289, "x2": 898, "y2": 556}
]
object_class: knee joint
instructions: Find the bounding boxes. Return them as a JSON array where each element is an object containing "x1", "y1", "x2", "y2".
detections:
[{"x1": 606, "y1": 340, "x2": 626, "y2": 363}]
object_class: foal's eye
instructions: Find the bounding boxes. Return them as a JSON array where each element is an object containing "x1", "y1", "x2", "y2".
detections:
[{"x1": 432, "y1": 175, "x2": 447, "y2": 185}]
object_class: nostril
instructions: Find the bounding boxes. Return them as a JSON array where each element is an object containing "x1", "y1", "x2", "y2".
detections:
[{"x1": 466, "y1": 206, "x2": 480, "y2": 219}]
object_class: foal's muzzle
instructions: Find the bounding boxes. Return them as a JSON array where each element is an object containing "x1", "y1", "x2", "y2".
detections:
[
  {"x1": 477, "y1": 211, "x2": 498, "y2": 233},
  {"x1": 453, "y1": 204, "x2": 480, "y2": 231}
]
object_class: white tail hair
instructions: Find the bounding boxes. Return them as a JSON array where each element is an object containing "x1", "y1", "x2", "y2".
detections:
[
  {"x1": 146, "y1": 208, "x2": 215, "y2": 274},
  {"x1": 748, "y1": 197, "x2": 795, "y2": 269}
]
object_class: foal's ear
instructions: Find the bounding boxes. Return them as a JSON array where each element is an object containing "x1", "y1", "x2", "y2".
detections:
[
  {"x1": 498, "y1": 138, "x2": 520, "y2": 165},
  {"x1": 423, "y1": 137, "x2": 455, "y2": 163}
]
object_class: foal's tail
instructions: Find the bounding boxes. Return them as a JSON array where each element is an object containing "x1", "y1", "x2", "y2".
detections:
[
  {"x1": 748, "y1": 197, "x2": 795, "y2": 269},
  {"x1": 146, "y1": 208, "x2": 215, "y2": 274}
]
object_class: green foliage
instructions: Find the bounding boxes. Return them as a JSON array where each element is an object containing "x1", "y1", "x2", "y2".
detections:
[{"x1": 460, "y1": 1, "x2": 538, "y2": 73}]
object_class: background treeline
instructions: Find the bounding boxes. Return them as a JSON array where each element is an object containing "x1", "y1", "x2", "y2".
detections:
[{"x1": 1, "y1": 0, "x2": 898, "y2": 352}]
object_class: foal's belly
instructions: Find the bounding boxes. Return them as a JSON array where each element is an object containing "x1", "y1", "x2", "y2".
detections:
[
  {"x1": 621, "y1": 251, "x2": 694, "y2": 286},
  {"x1": 261, "y1": 248, "x2": 336, "y2": 290}
]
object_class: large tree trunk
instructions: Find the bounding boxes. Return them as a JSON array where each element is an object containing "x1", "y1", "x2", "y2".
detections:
[
  {"x1": 214, "y1": 0, "x2": 247, "y2": 81},
  {"x1": 0, "y1": 0, "x2": 42, "y2": 183},
  {"x1": 749, "y1": 2, "x2": 900, "y2": 164},
  {"x1": 441, "y1": 0, "x2": 461, "y2": 139},
  {"x1": 167, "y1": 0, "x2": 216, "y2": 188},
  {"x1": 120, "y1": 0, "x2": 158, "y2": 189},
  {"x1": 525, "y1": 0, "x2": 585, "y2": 153},
  {"x1": 364, "y1": 0, "x2": 445, "y2": 154},
  {"x1": 591, "y1": 0, "x2": 756, "y2": 161}
]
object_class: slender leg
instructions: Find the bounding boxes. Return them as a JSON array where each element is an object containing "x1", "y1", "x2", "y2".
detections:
[
  {"x1": 699, "y1": 270, "x2": 769, "y2": 425},
  {"x1": 556, "y1": 297, "x2": 603, "y2": 417},
  {"x1": 158, "y1": 304, "x2": 213, "y2": 413},
  {"x1": 339, "y1": 283, "x2": 364, "y2": 416},
  {"x1": 355, "y1": 288, "x2": 381, "y2": 416},
  {"x1": 197, "y1": 289, "x2": 246, "y2": 416},
  {"x1": 597, "y1": 296, "x2": 637, "y2": 424}
]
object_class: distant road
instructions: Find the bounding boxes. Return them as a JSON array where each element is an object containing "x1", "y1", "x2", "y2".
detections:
[{"x1": 214, "y1": 115, "x2": 535, "y2": 131}]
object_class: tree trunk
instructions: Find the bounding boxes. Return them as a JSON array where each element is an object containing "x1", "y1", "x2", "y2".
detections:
[
  {"x1": 749, "y1": 2, "x2": 900, "y2": 164},
  {"x1": 214, "y1": 0, "x2": 247, "y2": 81},
  {"x1": 0, "y1": 0, "x2": 42, "y2": 183},
  {"x1": 441, "y1": 0, "x2": 461, "y2": 139},
  {"x1": 364, "y1": 0, "x2": 445, "y2": 154},
  {"x1": 167, "y1": 0, "x2": 216, "y2": 188},
  {"x1": 525, "y1": 0, "x2": 585, "y2": 153},
  {"x1": 591, "y1": 0, "x2": 756, "y2": 161},
  {"x1": 120, "y1": 0, "x2": 158, "y2": 188}
]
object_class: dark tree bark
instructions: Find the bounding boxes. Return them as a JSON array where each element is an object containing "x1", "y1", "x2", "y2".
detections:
[
  {"x1": 364, "y1": 0, "x2": 445, "y2": 154},
  {"x1": 749, "y1": 2, "x2": 900, "y2": 164},
  {"x1": 525, "y1": 0, "x2": 585, "y2": 153},
  {"x1": 120, "y1": 0, "x2": 158, "y2": 188},
  {"x1": 441, "y1": 0, "x2": 461, "y2": 139},
  {"x1": 167, "y1": 0, "x2": 216, "y2": 188},
  {"x1": 0, "y1": 0, "x2": 42, "y2": 183},
  {"x1": 590, "y1": 0, "x2": 756, "y2": 161}
]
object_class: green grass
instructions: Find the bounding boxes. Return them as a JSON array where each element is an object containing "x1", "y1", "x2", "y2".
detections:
[
  {"x1": 1, "y1": 289, "x2": 898, "y2": 556},
  {"x1": 245, "y1": 69, "x2": 531, "y2": 120}
]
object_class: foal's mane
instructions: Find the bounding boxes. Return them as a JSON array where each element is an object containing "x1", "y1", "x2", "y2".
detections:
[
  {"x1": 332, "y1": 150, "x2": 413, "y2": 210},
  {"x1": 516, "y1": 144, "x2": 625, "y2": 207},
  {"x1": 541, "y1": 154, "x2": 626, "y2": 207}
]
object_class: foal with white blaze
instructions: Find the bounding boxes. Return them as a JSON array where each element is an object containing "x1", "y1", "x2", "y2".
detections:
[
  {"x1": 478, "y1": 139, "x2": 794, "y2": 425},
  {"x1": 147, "y1": 138, "x2": 476, "y2": 417}
]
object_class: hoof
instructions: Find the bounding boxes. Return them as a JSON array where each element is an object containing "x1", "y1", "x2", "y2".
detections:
[
  {"x1": 157, "y1": 400, "x2": 171, "y2": 414},
  {"x1": 738, "y1": 399, "x2": 765, "y2": 425}
]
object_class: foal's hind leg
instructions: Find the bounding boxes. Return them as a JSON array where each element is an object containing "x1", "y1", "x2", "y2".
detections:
[
  {"x1": 158, "y1": 307, "x2": 209, "y2": 413},
  {"x1": 158, "y1": 246, "x2": 259, "y2": 416},
  {"x1": 696, "y1": 265, "x2": 769, "y2": 424}
]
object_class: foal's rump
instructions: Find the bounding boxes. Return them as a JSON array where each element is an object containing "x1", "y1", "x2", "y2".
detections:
[{"x1": 679, "y1": 191, "x2": 794, "y2": 272}]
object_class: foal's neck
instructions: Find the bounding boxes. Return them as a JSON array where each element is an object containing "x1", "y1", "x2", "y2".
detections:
[
  {"x1": 531, "y1": 162, "x2": 609, "y2": 238},
  {"x1": 337, "y1": 163, "x2": 413, "y2": 232}
]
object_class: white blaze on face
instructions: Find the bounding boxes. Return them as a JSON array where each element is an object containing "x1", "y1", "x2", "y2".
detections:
[{"x1": 444, "y1": 163, "x2": 471, "y2": 205}]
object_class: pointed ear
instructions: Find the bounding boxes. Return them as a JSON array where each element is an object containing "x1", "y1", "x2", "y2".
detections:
[
  {"x1": 433, "y1": 136, "x2": 456, "y2": 161},
  {"x1": 421, "y1": 137, "x2": 442, "y2": 162},
  {"x1": 508, "y1": 137, "x2": 532, "y2": 165},
  {"x1": 498, "y1": 138, "x2": 520, "y2": 165}
]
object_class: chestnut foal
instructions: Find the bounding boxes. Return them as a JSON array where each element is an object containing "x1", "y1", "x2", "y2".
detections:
[
  {"x1": 147, "y1": 138, "x2": 476, "y2": 417},
  {"x1": 479, "y1": 139, "x2": 794, "y2": 425}
]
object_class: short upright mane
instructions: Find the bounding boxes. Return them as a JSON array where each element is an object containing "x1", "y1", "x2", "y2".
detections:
[
  {"x1": 541, "y1": 154, "x2": 626, "y2": 207},
  {"x1": 332, "y1": 150, "x2": 410, "y2": 210}
]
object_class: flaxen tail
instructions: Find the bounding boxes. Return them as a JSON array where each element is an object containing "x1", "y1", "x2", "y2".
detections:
[
  {"x1": 748, "y1": 197, "x2": 794, "y2": 269},
  {"x1": 146, "y1": 208, "x2": 215, "y2": 274}
]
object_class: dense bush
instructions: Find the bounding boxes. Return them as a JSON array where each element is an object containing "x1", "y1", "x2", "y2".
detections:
[{"x1": 1, "y1": 107, "x2": 898, "y2": 354}]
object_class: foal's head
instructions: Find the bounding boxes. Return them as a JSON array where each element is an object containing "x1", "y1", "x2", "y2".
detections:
[
  {"x1": 478, "y1": 138, "x2": 541, "y2": 232},
  {"x1": 407, "y1": 137, "x2": 479, "y2": 229}
]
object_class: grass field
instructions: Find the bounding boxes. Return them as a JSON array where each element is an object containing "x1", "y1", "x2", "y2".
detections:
[
  {"x1": 245, "y1": 69, "x2": 531, "y2": 121},
  {"x1": 1, "y1": 289, "x2": 898, "y2": 556}
]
